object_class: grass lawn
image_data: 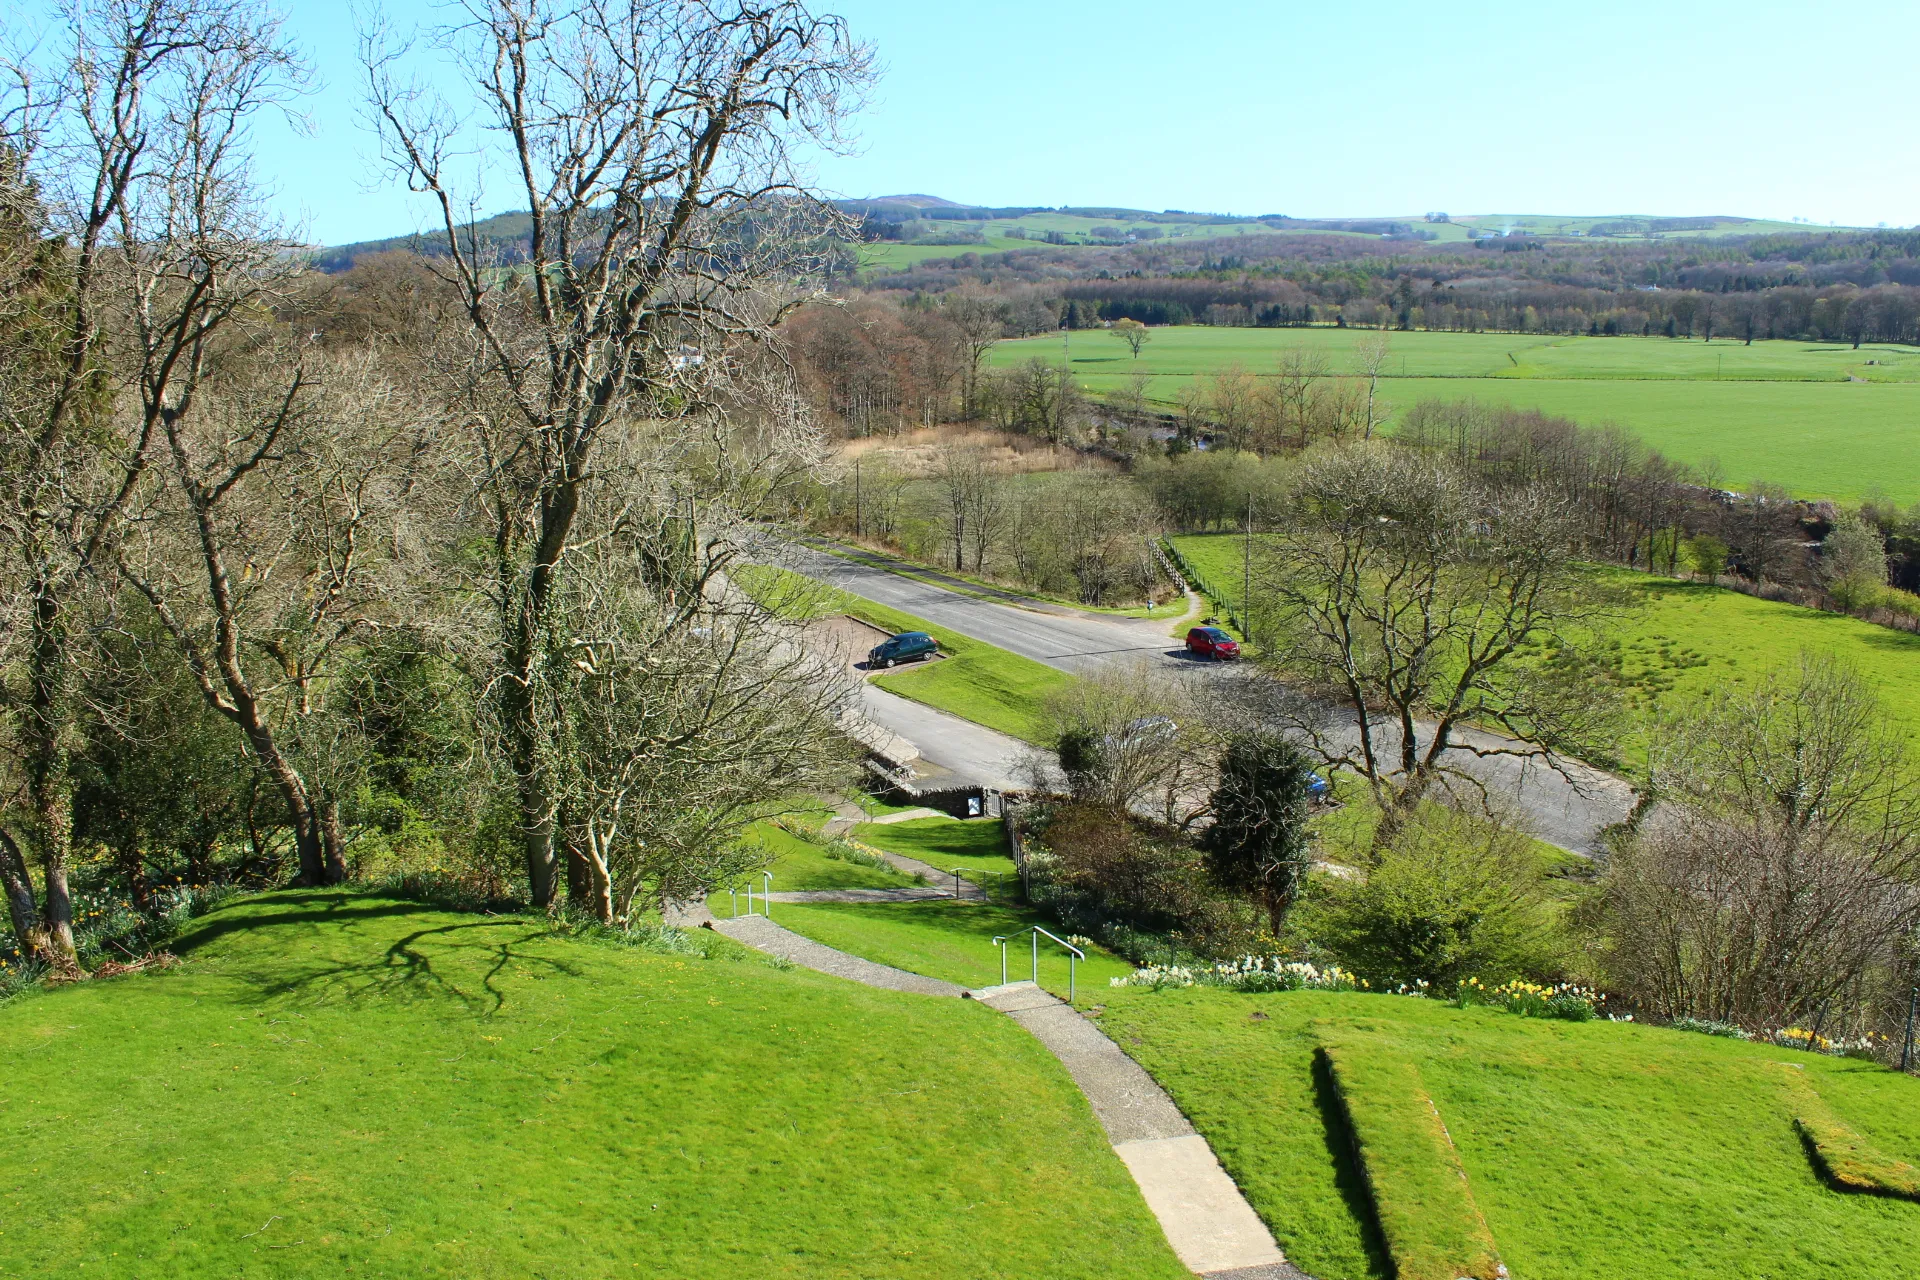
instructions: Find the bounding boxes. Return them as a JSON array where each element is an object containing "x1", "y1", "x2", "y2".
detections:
[
  {"x1": 850, "y1": 817, "x2": 1017, "y2": 880},
  {"x1": 772, "y1": 900, "x2": 1132, "y2": 999},
  {"x1": 992, "y1": 327, "x2": 1920, "y2": 501},
  {"x1": 737, "y1": 562, "x2": 1074, "y2": 743},
  {"x1": 1098, "y1": 985, "x2": 1920, "y2": 1280},
  {"x1": 732, "y1": 820, "x2": 922, "y2": 893},
  {"x1": 1170, "y1": 535, "x2": 1920, "y2": 746},
  {"x1": 0, "y1": 890, "x2": 1190, "y2": 1280}
]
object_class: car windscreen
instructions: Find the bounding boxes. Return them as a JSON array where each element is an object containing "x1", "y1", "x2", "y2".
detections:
[{"x1": 1201, "y1": 628, "x2": 1231, "y2": 641}]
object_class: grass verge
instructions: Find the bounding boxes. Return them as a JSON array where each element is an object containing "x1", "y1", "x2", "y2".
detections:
[
  {"x1": 1098, "y1": 984, "x2": 1920, "y2": 1280},
  {"x1": 1316, "y1": 1037, "x2": 1504, "y2": 1280},
  {"x1": 737, "y1": 562, "x2": 1074, "y2": 743},
  {"x1": 0, "y1": 889, "x2": 1191, "y2": 1280},
  {"x1": 1170, "y1": 534, "x2": 1920, "y2": 748}
]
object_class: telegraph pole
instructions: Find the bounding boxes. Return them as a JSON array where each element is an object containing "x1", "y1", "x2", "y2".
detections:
[
  {"x1": 854, "y1": 455, "x2": 863, "y2": 538},
  {"x1": 1242, "y1": 492, "x2": 1254, "y2": 643}
]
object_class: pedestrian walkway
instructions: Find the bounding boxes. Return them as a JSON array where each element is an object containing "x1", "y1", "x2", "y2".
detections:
[
  {"x1": 969, "y1": 981, "x2": 1304, "y2": 1280},
  {"x1": 668, "y1": 895, "x2": 1310, "y2": 1279}
]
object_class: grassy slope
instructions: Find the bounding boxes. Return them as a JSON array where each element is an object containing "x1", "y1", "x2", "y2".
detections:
[
  {"x1": 737, "y1": 562, "x2": 1074, "y2": 743},
  {"x1": 0, "y1": 891, "x2": 1188, "y2": 1280},
  {"x1": 774, "y1": 816, "x2": 1122, "y2": 997},
  {"x1": 990, "y1": 327, "x2": 1920, "y2": 501},
  {"x1": 1100, "y1": 985, "x2": 1920, "y2": 1280},
  {"x1": 737, "y1": 821, "x2": 921, "y2": 892},
  {"x1": 1169, "y1": 535, "x2": 1920, "y2": 743},
  {"x1": 851, "y1": 817, "x2": 1019, "y2": 887},
  {"x1": 771, "y1": 901, "x2": 1132, "y2": 997}
]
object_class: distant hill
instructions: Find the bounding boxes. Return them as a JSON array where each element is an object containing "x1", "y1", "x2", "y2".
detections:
[{"x1": 308, "y1": 198, "x2": 1881, "y2": 273}]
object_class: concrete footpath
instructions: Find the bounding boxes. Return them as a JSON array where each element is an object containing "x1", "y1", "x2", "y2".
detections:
[
  {"x1": 968, "y1": 981, "x2": 1306, "y2": 1280},
  {"x1": 669, "y1": 894, "x2": 1310, "y2": 1279}
]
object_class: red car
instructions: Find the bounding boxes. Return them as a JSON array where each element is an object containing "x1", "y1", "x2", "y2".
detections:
[{"x1": 1185, "y1": 626, "x2": 1240, "y2": 660}]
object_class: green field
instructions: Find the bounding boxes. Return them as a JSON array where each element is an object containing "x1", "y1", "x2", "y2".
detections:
[
  {"x1": 856, "y1": 213, "x2": 1318, "y2": 270},
  {"x1": 1170, "y1": 535, "x2": 1920, "y2": 745},
  {"x1": 1100, "y1": 985, "x2": 1920, "y2": 1280},
  {"x1": 0, "y1": 891, "x2": 1188, "y2": 1279},
  {"x1": 856, "y1": 211, "x2": 1855, "y2": 270},
  {"x1": 991, "y1": 327, "x2": 1920, "y2": 501}
]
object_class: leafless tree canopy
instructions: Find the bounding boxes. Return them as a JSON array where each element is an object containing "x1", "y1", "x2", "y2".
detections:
[
  {"x1": 363, "y1": 0, "x2": 876, "y2": 908},
  {"x1": 1253, "y1": 441, "x2": 1623, "y2": 819},
  {"x1": 1600, "y1": 654, "x2": 1920, "y2": 1033}
]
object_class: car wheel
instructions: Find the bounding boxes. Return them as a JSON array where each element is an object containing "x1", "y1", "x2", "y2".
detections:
[{"x1": 882, "y1": 657, "x2": 893, "y2": 669}]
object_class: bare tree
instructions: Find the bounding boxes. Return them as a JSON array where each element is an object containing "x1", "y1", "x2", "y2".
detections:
[
  {"x1": 1254, "y1": 443, "x2": 1623, "y2": 827},
  {"x1": 1353, "y1": 330, "x2": 1391, "y2": 440},
  {"x1": 1266, "y1": 348, "x2": 1327, "y2": 451},
  {"x1": 1602, "y1": 654, "x2": 1920, "y2": 1032},
  {"x1": 932, "y1": 444, "x2": 987, "y2": 572},
  {"x1": 541, "y1": 539, "x2": 854, "y2": 923},
  {"x1": 1046, "y1": 661, "x2": 1212, "y2": 829},
  {"x1": 0, "y1": 0, "x2": 305, "y2": 958},
  {"x1": 945, "y1": 292, "x2": 1005, "y2": 420},
  {"x1": 364, "y1": 0, "x2": 874, "y2": 907}
]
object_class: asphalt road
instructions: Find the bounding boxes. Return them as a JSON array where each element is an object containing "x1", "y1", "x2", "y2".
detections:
[{"x1": 784, "y1": 545, "x2": 1634, "y2": 854}]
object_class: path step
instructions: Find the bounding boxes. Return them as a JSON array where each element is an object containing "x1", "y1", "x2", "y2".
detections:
[{"x1": 966, "y1": 981, "x2": 1058, "y2": 1013}]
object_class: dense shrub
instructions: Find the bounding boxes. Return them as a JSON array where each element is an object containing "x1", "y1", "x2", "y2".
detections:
[{"x1": 1301, "y1": 804, "x2": 1561, "y2": 991}]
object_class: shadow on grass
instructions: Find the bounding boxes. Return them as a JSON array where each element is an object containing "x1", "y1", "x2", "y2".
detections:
[
  {"x1": 174, "y1": 891, "x2": 575, "y2": 1015},
  {"x1": 169, "y1": 893, "x2": 435, "y2": 953},
  {"x1": 262, "y1": 920, "x2": 581, "y2": 1014},
  {"x1": 1311, "y1": 1047, "x2": 1395, "y2": 1280}
]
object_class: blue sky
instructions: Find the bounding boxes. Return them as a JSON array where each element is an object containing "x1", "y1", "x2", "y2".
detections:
[{"x1": 21, "y1": 1, "x2": 1919, "y2": 244}]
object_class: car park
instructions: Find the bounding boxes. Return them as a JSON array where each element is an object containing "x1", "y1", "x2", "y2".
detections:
[
  {"x1": 868, "y1": 631, "x2": 938, "y2": 669},
  {"x1": 1185, "y1": 626, "x2": 1240, "y2": 660}
]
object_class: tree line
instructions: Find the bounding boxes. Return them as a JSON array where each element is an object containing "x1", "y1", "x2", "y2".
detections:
[{"x1": 0, "y1": 0, "x2": 875, "y2": 971}]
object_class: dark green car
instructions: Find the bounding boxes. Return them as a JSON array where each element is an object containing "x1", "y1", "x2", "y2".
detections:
[{"x1": 868, "y1": 631, "x2": 937, "y2": 669}]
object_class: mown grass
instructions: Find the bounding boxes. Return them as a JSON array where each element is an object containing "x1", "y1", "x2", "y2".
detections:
[
  {"x1": 773, "y1": 900, "x2": 1132, "y2": 999},
  {"x1": 726, "y1": 820, "x2": 921, "y2": 894},
  {"x1": 1170, "y1": 535, "x2": 1920, "y2": 747},
  {"x1": 1316, "y1": 1039, "x2": 1503, "y2": 1280},
  {"x1": 1099, "y1": 985, "x2": 1920, "y2": 1280},
  {"x1": 736, "y1": 561, "x2": 1075, "y2": 743},
  {"x1": 850, "y1": 816, "x2": 1019, "y2": 895},
  {"x1": 0, "y1": 890, "x2": 1191, "y2": 1280},
  {"x1": 1778, "y1": 1061, "x2": 1920, "y2": 1200},
  {"x1": 992, "y1": 327, "x2": 1920, "y2": 501}
]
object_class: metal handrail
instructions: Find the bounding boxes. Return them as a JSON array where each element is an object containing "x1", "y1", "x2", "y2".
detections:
[
  {"x1": 990, "y1": 925, "x2": 1086, "y2": 1003},
  {"x1": 730, "y1": 871, "x2": 775, "y2": 918}
]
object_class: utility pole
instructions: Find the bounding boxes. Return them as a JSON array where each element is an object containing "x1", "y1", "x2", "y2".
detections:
[
  {"x1": 854, "y1": 455, "x2": 863, "y2": 538},
  {"x1": 1242, "y1": 492, "x2": 1254, "y2": 643}
]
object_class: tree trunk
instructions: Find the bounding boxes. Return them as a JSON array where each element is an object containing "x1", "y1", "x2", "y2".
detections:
[
  {"x1": 242, "y1": 722, "x2": 326, "y2": 886},
  {"x1": 25, "y1": 582, "x2": 76, "y2": 959},
  {"x1": 0, "y1": 830, "x2": 43, "y2": 961},
  {"x1": 320, "y1": 796, "x2": 348, "y2": 884}
]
